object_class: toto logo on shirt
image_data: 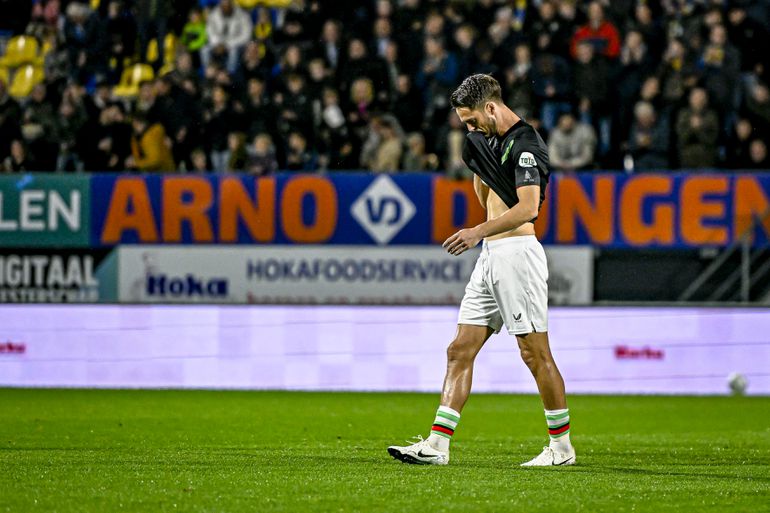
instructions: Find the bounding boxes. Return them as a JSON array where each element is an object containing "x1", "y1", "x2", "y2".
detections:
[{"x1": 145, "y1": 274, "x2": 228, "y2": 298}]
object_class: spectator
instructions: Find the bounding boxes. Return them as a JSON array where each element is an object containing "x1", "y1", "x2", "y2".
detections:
[
  {"x1": 658, "y1": 38, "x2": 695, "y2": 107},
  {"x1": 532, "y1": 53, "x2": 572, "y2": 131},
  {"x1": 0, "y1": 80, "x2": 22, "y2": 163},
  {"x1": 571, "y1": 2, "x2": 621, "y2": 60},
  {"x1": 676, "y1": 88, "x2": 719, "y2": 168},
  {"x1": 548, "y1": 113, "x2": 597, "y2": 171},
  {"x1": 226, "y1": 132, "x2": 248, "y2": 171},
  {"x1": 370, "y1": 117, "x2": 404, "y2": 172},
  {"x1": 573, "y1": 41, "x2": 611, "y2": 156},
  {"x1": 136, "y1": 0, "x2": 171, "y2": 69},
  {"x1": 530, "y1": 1, "x2": 571, "y2": 59},
  {"x1": 627, "y1": 101, "x2": 669, "y2": 171},
  {"x1": 63, "y1": 2, "x2": 107, "y2": 81},
  {"x1": 747, "y1": 139, "x2": 769, "y2": 169},
  {"x1": 391, "y1": 74, "x2": 423, "y2": 133},
  {"x1": 700, "y1": 24, "x2": 741, "y2": 119},
  {"x1": 127, "y1": 114, "x2": 176, "y2": 172},
  {"x1": 241, "y1": 78, "x2": 275, "y2": 139},
  {"x1": 89, "y1": 104, "x2": 131, "y2": 171},
  {"x1": 317, "y1": 88, "x2": 353, "y2": 170},
  {"x1": 202, "y1": 0, "x2": 253, "y2": 73},
  {"x1": 372, "y1": 17, "x2": 395, "y2": 59},
  {"x1": 246, "y1": 133, "x2": 278, "y2": 175},
  {"x1": 727, "y1": 6, "x2": 769, "y2": 78},
  {"x1": 204, "y1": 85, "x2": 236, "y2": 172},
  {"x1": 727, "y1": 118, "x2": 755, "y2": 169},
  {"x1": 2, "y1": 140, "x2": 31, "y2": 173},
  {"x1": 338, "y1": 38, "x2": 390, "y2": 103},
  {"x1": 503, "y1": 44, "x2": 535, "y2": 119},
  {"x1": 435, "y1": 112, "x2": 468, "y2": 178},
  {"x1": 189, "y1": 148, "x2": 209, "y2": 173},
  {"x1": 317, "y1": 19, "x2": 342, "y2": 70},
  {"x1": 181, "y1": 8, "x2": 207, "y2": 66},
  {"x1": 21, "y1": 84, "x2": 58, "y2": 170},
  {"x1": 402, "y1": 132, "x2": 438, "y2": 171},
  {"x1": 285, "y1": 132, "x2": 316, "y2": 171},
  {"x1": 627, "y1": 3, "x2": 663, "y2": 60},
  {"x1": 54, "y1": 99, "x2": 87, "y2": 172},
  {"x1": 744, "y1": 82, "x2": 770, "y2": 137},
  {"x1": 415, "y1": 37, "x2": 459, "y2": 123},
  {"x1": 104, "y1": 1, "x2": 136, "y2": 79},
  {"x1": 154, "y1": 76, "x2": 201, "y2": 170},
  {"x1": 454, "y1": 24, "x2": 478, "y2": 80}
]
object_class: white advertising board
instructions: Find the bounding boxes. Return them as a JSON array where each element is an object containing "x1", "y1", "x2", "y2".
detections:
[
  {"x1": 0, "y1": 305, "x2": 767, "y2": 395},
  {"x1": 117, "y1": 245, "x2": 593, "y2": 305}
]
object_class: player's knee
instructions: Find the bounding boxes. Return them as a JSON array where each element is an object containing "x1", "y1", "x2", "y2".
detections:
[
  {"x1": 519, "y1": 345, "x2": 538, "y2": 370},
  {"x1": 446, "y1": 337, "x2": 476, "y2": 364}
]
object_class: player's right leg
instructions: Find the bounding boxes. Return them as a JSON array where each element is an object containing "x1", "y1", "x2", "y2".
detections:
[
  {"x1": 387, "y1": 324, "x2": 495, "y2": 465},
  {"x1": 389, "y1": 247, "x2": 502, "y2": 465}
]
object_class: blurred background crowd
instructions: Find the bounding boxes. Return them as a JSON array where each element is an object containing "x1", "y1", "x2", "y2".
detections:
[{"x1": 0, "y1": 0, "x2": 769, "y2": 175}]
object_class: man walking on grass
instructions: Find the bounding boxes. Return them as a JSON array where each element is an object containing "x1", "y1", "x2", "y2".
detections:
[{"x1": 388, "y1": 74, "x2": 575, "y2": 467}]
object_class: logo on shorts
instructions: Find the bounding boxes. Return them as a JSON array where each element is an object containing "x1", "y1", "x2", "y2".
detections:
[{"x1": 513, "y1": 313, "x2": 523, "y2": 322}]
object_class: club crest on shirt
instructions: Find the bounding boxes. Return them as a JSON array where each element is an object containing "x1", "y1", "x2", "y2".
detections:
[{"x1": 518, "y1": 152, "x2": 536, "y2": 168}]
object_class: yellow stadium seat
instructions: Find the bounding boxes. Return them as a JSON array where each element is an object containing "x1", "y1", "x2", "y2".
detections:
[
  {"x1": 112, "y1": 63, "x2": 154, "y2": 97},
  {"x1": 0, "y1": 36, "x2": 40, "y2": 68},
  {"x1": 9, "y1": 65, "x2": 44, "y2": 99},
  {"x1": 158, "y1": 62, "x2": 175, "y2": 77},
  {"x1": 0, "y1": 67, "x2": 8, "y2": 86},
  {"x1": 237, "y1": 0, "x2": 292, "y2": 7},
  {"x1": 146, "y1": 34, "x2": 178, "y2": 65},
  {"x1": 90, "y1": 0, "x2": 100, "y2": 9}
]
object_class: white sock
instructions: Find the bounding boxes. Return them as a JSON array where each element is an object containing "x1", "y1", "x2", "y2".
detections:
[
  {"x1": 545, "y1": 408, "x2": 572, "y2": 452},
  {"x1": 427, "y1": 405, "x2": 460, "y2": 452}
]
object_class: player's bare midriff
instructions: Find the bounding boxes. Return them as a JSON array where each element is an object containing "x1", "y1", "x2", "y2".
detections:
[{"x1": 485, "y1": 187, "x2": 536, "y2": 241}]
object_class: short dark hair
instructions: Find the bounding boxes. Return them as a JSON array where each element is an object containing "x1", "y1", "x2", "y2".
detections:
[{"x1": 449, "y1": 74, "x2": 502, "y2": 110}]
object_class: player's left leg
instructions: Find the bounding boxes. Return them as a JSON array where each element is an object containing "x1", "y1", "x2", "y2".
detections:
[{"x1": 517, "y1": 331, "x2": 576, "y2": 466}]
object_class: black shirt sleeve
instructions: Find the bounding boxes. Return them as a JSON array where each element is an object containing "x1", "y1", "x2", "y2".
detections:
[{"x1": 501, "y1": 144, "x2": 542, "y2": 188}]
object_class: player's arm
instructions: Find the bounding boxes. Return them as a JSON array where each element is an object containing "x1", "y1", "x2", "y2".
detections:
[
  {"x1": 473, "y1": 174, "x2": 489, "y2": 209},
  {"x1": 443, "y1": 185, "x2": 538, "y2": 255},
  {"x1": 444, "y1": 148, "x2": 541, "y2": 255}
]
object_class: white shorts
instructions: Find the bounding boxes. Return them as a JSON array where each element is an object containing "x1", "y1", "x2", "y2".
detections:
[{"x1": 458, "y1": 235, "x2": 548, "y2": 335}]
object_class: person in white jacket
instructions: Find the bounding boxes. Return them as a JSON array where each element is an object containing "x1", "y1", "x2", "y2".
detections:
[{"x1": 202, "y1": 0, "x2": 253, "y2": 73}]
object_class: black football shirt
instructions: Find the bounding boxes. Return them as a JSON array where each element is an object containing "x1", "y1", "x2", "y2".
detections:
[{"x1": 462, "y1": 119, "x2": 550, "y2": 215}]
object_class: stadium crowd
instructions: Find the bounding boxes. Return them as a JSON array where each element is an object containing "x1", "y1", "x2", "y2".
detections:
[{"x1": 0, "y1": 0, "x2": 769, "y2": 174}]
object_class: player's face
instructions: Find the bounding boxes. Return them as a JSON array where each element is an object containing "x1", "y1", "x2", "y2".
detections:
[{"x1": 456, "y1": 105, "x2": 497, "y2": 137}]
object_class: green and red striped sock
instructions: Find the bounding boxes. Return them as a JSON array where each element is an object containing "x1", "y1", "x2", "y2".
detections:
[
  {"x1": 427, "y1": 406, "x2": 460, "y2": 450},
  {"x1": 545, "y1": 408, "x2": 571, "y2": 450}
]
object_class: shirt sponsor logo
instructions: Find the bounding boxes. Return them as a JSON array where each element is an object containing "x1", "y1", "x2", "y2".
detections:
[
  {"x1": 351, "y1": 175, "x2": 416, "y2": 244},
  {"x1": 518, "y1": 152, "x2": 537, "y2": 168}
]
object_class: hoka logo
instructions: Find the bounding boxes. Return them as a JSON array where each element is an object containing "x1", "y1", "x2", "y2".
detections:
[{"x1": 146, "y1": 274, "x2": 228, "y2": 298}]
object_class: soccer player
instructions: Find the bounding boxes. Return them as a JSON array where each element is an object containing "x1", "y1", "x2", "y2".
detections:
[{"x1": 388, "y1": 74, "x2": 575, "y2": 467}]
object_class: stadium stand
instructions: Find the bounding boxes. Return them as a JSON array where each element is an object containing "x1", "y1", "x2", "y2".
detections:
[{"x1": 0, "y1": 0, "x2": 768, "y2": 173}]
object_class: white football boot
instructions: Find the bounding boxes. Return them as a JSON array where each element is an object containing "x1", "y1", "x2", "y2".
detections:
[
  {"x1": 388, "y1": 436, "x2": 449, "y2": 465},
  {"x1": 520, "y1": 445, "x2": 576, "y2": 467}
]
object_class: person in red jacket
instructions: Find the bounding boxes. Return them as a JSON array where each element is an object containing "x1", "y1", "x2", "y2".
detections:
[{"x1": 570, "y1": 2, "x2": 621, "y2": 60}]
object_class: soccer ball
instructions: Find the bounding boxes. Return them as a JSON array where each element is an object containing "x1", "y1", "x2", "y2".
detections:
[{"x1": 727, "y1": 372, "x2": 748, "y2": 395}]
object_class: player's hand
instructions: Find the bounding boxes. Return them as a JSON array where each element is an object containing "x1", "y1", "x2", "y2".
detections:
[{"x1": 443, "y1": 228, "x2": 482, "y2": 256}]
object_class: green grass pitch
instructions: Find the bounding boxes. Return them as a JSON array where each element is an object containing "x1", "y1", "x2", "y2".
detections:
[{"x1": 1, "y1": 389, "x2": 769, "y2": 512}]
